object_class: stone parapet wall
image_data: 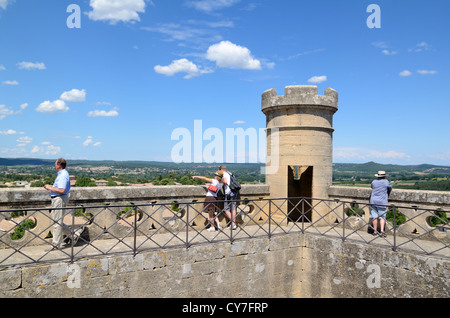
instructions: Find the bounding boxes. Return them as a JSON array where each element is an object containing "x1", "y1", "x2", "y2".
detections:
[
  {"x1": 0, "y1": 184, "x2": 270, "y2": 250},
  {"x1": 1, "y1": 232, "x2": 448, "y2": 298},
  {"x1": 328, "y1": 186, "x2": 450, "y2": 210},
  {"x1": 0, "y1": 184, "x2": 270, "y2": 210}
]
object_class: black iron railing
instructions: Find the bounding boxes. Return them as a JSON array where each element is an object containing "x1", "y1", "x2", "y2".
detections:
[{"x1": 0, "y1": 197, "x2": 448, "y2": 268}]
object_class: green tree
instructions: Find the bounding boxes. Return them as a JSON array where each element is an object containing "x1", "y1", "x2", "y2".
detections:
[
  {"x1": 30, "y1": 180, "x2": 45, "y2": 187},
  {"x1": 75, "y1": 176, "x2": 97, "y2": 187}
]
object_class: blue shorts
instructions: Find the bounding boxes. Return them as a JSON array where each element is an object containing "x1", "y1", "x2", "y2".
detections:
[{"x1": 370, "y1": 205, "x2": 387, "y2": 219}]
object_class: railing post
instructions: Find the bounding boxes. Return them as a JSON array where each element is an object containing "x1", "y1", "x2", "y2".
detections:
[
  {"x1": 301, "y1": 198, "x2": 305, "y2": 233},
  {"x1": 70, "y1": 207, "x2": 75, "y2": 263},
  {"x1": 230, "y1": 198, "x2": 235, "y2": 244},
  {"x1": 268, "y1": 199, "x2": 271, "y2": 239},
  {"x1": 392, "y1": 205, "x2": 397, "y2": 252},
  {"x1": 186, "y1": 204, "x2": 190, "y2": 249},
  {"x1": 342, "y1": 202, "x2": 346, "y2": 242},
  {"x1": 133, "y1": 205, "x2": 137, "y2": 257}
]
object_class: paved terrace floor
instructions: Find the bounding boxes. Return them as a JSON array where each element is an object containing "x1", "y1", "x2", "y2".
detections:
[{"x1": 1, "y1": 223, "x2": 449, "y2": 268}]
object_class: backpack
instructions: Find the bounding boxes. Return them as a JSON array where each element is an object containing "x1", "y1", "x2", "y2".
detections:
[{"x1": 228, "y1": 172, "x2": 241, "y2": 192}]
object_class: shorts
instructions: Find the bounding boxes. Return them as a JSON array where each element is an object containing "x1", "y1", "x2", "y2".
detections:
[
  {"x1": 203, "y1": 196, "x2": 219, "y2": 213},
  {"x1": 224, "y1": 191, "x2": 238, "y2": 212},
  {"x1": 370, "y1": 205, "x2": 387, "y2": 219}
]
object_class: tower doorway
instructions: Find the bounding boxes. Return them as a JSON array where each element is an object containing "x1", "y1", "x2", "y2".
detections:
[{"x1": 287, "y1": 166, "x2": 313, "y2": 222}]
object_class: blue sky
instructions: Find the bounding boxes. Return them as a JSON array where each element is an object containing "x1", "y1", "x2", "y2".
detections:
[{"x1": 0, "y1": 0, "x2": 449, "y2": 165}]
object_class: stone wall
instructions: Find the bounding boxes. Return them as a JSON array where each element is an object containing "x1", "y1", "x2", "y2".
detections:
[
  {"x1": 0, "y1": 184, "x2": 271, "y2": 210},
  {"x1": 1, "y1": 232, "x2": 448, "y2": 298},
  {"x1": 0, "y1": 184, "x2": 270, "y2": 250},
  {"x1": 328, "y1": 186, "x2": 450, "y2": 211},
  {"x1": 0, "y1": 185, "x2": 448, "y2": 298}
]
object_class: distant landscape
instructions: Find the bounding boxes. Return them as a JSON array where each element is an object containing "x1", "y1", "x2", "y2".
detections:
[{"x1": 0, "y1": 158, "x2": 449, "y2": 191}]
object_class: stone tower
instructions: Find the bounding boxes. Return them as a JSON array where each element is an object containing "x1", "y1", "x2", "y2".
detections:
[{"x1": 261, "y1": 85, "x2": 338, "y2": 223}]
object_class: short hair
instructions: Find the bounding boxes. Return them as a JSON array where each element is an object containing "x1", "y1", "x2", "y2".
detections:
[
  {"x1": 56, "y1": 158, "x2": 67, "y2": 169},
  {"x1": 218, "y1": 165, "x2": 226, "y2": 171}
]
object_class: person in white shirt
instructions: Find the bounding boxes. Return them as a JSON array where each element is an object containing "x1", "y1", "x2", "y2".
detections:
[
  {"x1": 219, "y1": 165, "x2": 237, "y2": 230},
  {"x1": 192, "y1": 171, "x2": 223, "y2": 232}
]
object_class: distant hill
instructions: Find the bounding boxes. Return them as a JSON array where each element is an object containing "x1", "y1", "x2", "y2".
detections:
[
  {"x1": 0, "y1": 158, "x2": 54, "y2": 166},
  {"x1": 0, "y1": 158, "x2": 449, "y2": 174},
  {"x1": 333, "y1": 161, "x2": 450, "y2": 174}
]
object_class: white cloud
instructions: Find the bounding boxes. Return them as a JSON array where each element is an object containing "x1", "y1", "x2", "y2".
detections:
[
  {"x1": 87, "y1": 109, "x2": 119, "y2": 117},
  {"x1": 17, "y1": 61, "x2": 46, "y2": 70},
  {"x1": 185, "y1": 0, "x2": 240, "y2": 12},
  {"x1": 0, "y1": 103, "x2": 28, "y2": 119},
  {"x1": 95, "y1": 101, "x2": 112, "y2": 106},
  {"x1": 82, "y1": 136, "x2": 102, "y2": 147},
  {"x1": 371, "y1": 42, "x2": 399, "y2": 56},
  {"x1": 87, "y1": 0, "x2": 147, "y2": 24},
  {"x1": 0, "y1": 0, "x2": 13, "y2": 10},
  {"x1": 2, "y1": 80, "x2": 18, "y2": 85},
  {"x1": 206, "y1": 41, "x2": 261, "y2": 70},
  {"x1": 31, "y1": 143, "x2": 61, "y2": 155},
  {"x1": 142, "y1": 22, "x2": 224, "y2": 45},
  {"x1": 382, "y1": 49, "x2": 397, "y2": 55},
  {"x1": 409, "y1": 41, "x2": 433, "y2": 53},
  {"x1": 154, "y1": 58, "x2": 210, "y2": 79},
  {"x1": 334, "y1": 147, "x2": 410, "y2": 162},
  {"x1": 36, "y1": 100, "x2": 69, "y2": 114},
  {"x1": 0, "y1": 129, "x2": 24, "y2": 135},
  {"x1": 83, "y1": 136, "x2": 93, "y2": 147},
  {"x1": 233, "y1": 120, "x2": 246, "y2": 125},
  {"x1": 371, "y1": 41, "x2": 388, "y2": 49},
  {"x1": 0, "y1": 65, "x2": 5, "y2": 70},
  {"x1": 429, "y1": 150, "x2": 450, "y2": 162},
  {"x1": 417, "y1": 70, "x2": 438, "y2": 75},
  {"x1": 60, "y1": 89, "x2": 86, "y2": 102},
  {"x1": 399, "y1": 70, "x2": 412, "y2": 77},
  {"x1": 307, "y1": 75, "x2": 327, "y2": 84},
  {"x1": 399, "y1": 69, "x2": 438, "y2": 77},
  {"x1": 16, "y1": 136, "x2": 32, "y2": 147},
  {"x1": 0, "y1": 104, "x2": 14, "y2": 119},
  {"x1": 45, "y1": 145, "x2": 61, "y2": 155},
  {"x1": 0, "y1": 147, "x2": 26, "y2": 156}
]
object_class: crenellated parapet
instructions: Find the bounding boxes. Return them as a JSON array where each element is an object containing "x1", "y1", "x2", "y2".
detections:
[{"x1": 262, "y1": 85, "x2": 338, "y2": 114}]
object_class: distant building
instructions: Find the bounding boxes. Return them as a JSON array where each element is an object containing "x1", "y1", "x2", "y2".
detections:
[{"x1": 94, "y1": 180, "x2": 108, "y2": 186}]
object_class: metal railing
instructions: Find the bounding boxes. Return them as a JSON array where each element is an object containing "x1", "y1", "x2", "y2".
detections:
[{"x1": 0, "y1": 196, "x2": 448, "y2": 268}]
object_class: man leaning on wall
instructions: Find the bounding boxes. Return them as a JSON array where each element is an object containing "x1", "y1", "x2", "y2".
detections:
[
  {"x1": 44, "y1": 158, "x2": 83, "y2": 251},
  {"x1": 369, "y1": 170, "x2": 392, "y2": 237}
]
